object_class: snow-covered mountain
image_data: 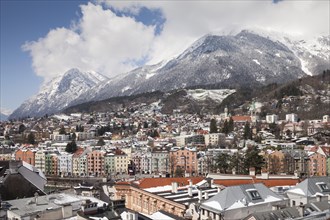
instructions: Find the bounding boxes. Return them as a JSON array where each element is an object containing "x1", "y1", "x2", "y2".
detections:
[
  {"x1": 77, "y1": 30, "x2": 328, "y2": 103},
  {"x1": 10, "y1": 29, "x2": 329, "y2": 119},
  {"x1": 0, "y1": 108, "x2": 11, "y2": 121},
  {"x1": 10, "y1": 68, "x2": 108, "y2": 119},
  {"x1": 0, "y1": 113, "x2": 8, "y2": 121}
]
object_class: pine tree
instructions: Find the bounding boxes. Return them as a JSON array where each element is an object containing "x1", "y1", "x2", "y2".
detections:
[
  {"x1": 96, "y1": 137, "x2": 105, "y2": 146},
  {"x1": 27, "y1": 132, "x2": 35, "y2": 145},
  {"x1": 243, "y1": 122, "x2": 252, "y2": 140},
  {"x1": 228, "y1": 117, "x2": 234, "y2": 133},
  {"x1": 143, "y1": 121, "x2": 149, "y2": 129},
  {"x1": 222, "y1": 120, "x2": 229, "y2": 134},
  {"x1": 215, "y1": 153, "x2": 231, "y2": 173},
  {"x1": 210, "y1": 119, "x2": 218, "y2": 133},
  {"x1": 65, "y1": 140, "x2": 77, "y2": 153},
  {"x1": 71, "y1": 132, "x2": 77, "y2": 141},
  {"x1": 18, "y1": 124, "x2": 26, "y2": 134},
  {"x1": 243, "y1": 146, "x2": 264, "y2": 174},
  {"x1": 59, "y1": 126, "x2": 66, "y2": 135}
]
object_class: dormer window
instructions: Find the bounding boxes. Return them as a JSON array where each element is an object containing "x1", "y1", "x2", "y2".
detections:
[
  {"x1": 246, "y1": 189, "x2": 262, "y2": 200},
  {"x1": 316, "y1": 182, "x2": 330, "y2": 192}
]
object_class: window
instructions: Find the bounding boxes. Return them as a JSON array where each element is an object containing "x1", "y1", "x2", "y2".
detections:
[
  {"x1": 316, "y1": 182, "x2": 330, "y2": 192},
  {"x1": 246, "y1": 189, "x2": 262, "y2": 200}
]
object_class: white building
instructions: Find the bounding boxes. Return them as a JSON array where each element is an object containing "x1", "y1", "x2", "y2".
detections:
[
  {"x1": 151, "y1": 150, "x2": 169, "y2": 175},
  {"x1": 286, "y1": 113, "x2": 298, "y2": 123},
  {"x1": 50, "y1": 132, "x2": 70, "y2": 141},
  {"x1": 266, "y1": 114, "x2": 278, "y2": 124},
  {"x1": 58, "y1": 152, "x2": 73, "y2": 176},
  {"x1": 200, "y1": 183, "x2": 287, "y2": 220},
  {"x1": 72, "y1": 148, "x2": 91, "y2": 176},
  {"x1": 140, "y1": 152, "x2": 152, "y2": 174},
  {"x1": 104, "y1": 153, "x2": 116, "y2": 175},
  {"x1": 204, "y1": 133, "x2": 225, "y2": 146},
  {"x1": 76, "y1": 131, "x2": 95, "y2": 141},
  {"x1": 286, "y1": 176, "x2": 330, "y2": 207},
  {"x1": 34, "y1": 150, "x2": 46, "y2": 173}
]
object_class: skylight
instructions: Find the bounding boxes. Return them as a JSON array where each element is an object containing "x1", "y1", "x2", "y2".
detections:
[
  {"x1": 316, "y1": 182, "x2": 330, "y2": 192},
  {"x1": 246, "y1": 189, "x2": 262, "y2": 200}
]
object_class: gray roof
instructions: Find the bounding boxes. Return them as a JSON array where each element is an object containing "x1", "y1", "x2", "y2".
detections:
[
  {"x1": 304, "y1": 200, "x2": 330, "y2": 213},
  {"x1": 200, "y1": 183, "x2": 285, "y2": 212},
  {"x1": 5, "y1": 195, "x2": 62, "y2": 217},
  {"x1": 154, "y1": 187, "x2": 219, "y2": 205},
  {"x1": 243, "y1": 207, "x2": 300, "y2": 220},
  {"x1": 5, "y1": 193, "x2": 82, "y2": 217},
  {"x1": 17, "y1": 162, "x2": 47, "y2": 192},
  {"x1": 288, "y1": 176, "x2": 330, "y2": 197}
]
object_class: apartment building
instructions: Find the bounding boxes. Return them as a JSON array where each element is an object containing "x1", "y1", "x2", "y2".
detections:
[
  {"x1": 114, "y1": 149, "x2": 128, "y2": 174},
  {"x1": 15, "y1": 148, "x2": 36, "y2": 166},
  {"x1": 34, "y1": 150, "x2": 46, "y2": 173},
  {"x1": 58, "y1": 152, "x2": 73, "y2": 176},
  {"x1": 87, "y1": 150, "x2": 105, "y2": 176},
  {"x1": 170, "y1": 148, "x2": 197, "y2": 176}
]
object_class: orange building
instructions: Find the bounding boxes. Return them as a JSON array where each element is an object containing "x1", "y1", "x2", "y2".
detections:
[
  {"x1": 309, "y1": 152, "x2": 327, "y2": 176},
  {"x1": 264, "y1": 150, "x2": 286, "y2": 174},
  {"x1": 87, "y1": 150, "x2": 105, "y2": 176},
  {"x1": 169, "y1": 148, "x2": 197, "y2": 176},
  {"x1": 15, "y1": 149, "x2": 36, "y2": 166}
]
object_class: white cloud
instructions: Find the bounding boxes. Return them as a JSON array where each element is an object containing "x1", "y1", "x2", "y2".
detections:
[
  {"x1": 24, "y1": 1, "x2": 329, "y2": 82},
  {"x1": 23, "y1": 2, "x2": 155, "y2": 82},
  {"x1": 106, "y1": 1, "x2": 329, "y2": 64}
]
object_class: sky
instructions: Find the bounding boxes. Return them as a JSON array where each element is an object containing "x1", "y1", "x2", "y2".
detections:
[{"x1": 1, "y1": 0, "x2": 329, "y2": 115}]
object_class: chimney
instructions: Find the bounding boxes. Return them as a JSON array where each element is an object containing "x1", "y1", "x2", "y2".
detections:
[
  {"x1": 198, "y1": 190, "x2": 202, "y2": 201},
  {"x1": 217, "y1": 187, "x2": 221, "y2": 193},
  {"x1": 204, "y1": 191, "x2": 209, "y2": 200},
  {"x1": 232, "y1": 168, "x2": 236, "y2": 175},
  {"x1": 297, "y1": 204, "x2": 305, "y2": 217},
  {"x1": 272, "y1": 205, "x2": 279, "y2": 210},
  {"x1": 249, "y1": 167, "x2": 255, "y2": 176},
  {"x1": 34, "y1": 192, "x2": 39, "y2": 205},
  {"x1": 261, "y1": 171, "x2": 269, "y2": 179},
  {"x1": 171, "y1": 182, "x2": 178, "y2": 193},
  {"x1": 189, "y1": 179, "x2": 193, "y2": 186},
  {"x1": 188, "y1": 186, "x2": 193, "y2": 197},
  {"x1": 316, "y1": 195, "x2": 323, "y2": 202}
]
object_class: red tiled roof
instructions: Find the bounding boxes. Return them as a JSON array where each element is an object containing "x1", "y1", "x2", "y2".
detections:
[
  {"x1": 73, "y1": 147, "x2": 84, "y2": 157},
  {"x1": 255, "y1": 179, "x2": 300, "y2": 187},
  {"x1": 214, "y1": 178, "x2": 299, "y2": 187},
  {"x1": 197, "y1": 130, "x2": 209, "y2": 135},
  {"x1": 321, "y1": 146, "x2": 330, "y2": 156},
  {"x1": 114, "y1": 148, "x2": 126, "y2": 155},
  {"x1": 116, "y1": 181, "x2": 130, "y2": 185},
  {"x1": 135, "y1": 177, "x2": 204, "y2": 189},
  {"x1": 232, "y1": 116, "x2": 251, "y2": 122}
]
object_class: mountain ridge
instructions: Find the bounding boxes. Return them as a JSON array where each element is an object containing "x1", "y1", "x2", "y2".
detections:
[
  {"x1": 9, "y1": 29, "x2": 330, "y2": 119},
  {"x1": 9, "y1": 69, "x2": 108, "y2": 119}
]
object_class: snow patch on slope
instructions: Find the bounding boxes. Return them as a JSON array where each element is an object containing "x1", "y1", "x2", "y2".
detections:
[
  {"x1": 253, "y1": 59, "x2": 261, "y2": 65},
  {"x1": 186, "y1": 89, "x2": 236, "y2": 103}
]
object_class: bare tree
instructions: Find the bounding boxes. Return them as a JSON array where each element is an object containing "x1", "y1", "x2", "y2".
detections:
[{"x1": 169, "y1": 154, "x2": 177, "y2": 177}]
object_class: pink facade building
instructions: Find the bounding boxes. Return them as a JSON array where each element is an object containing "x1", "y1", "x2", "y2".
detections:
[{"x1": 87, "y1": 150, "x2": 105, "y2": 176}]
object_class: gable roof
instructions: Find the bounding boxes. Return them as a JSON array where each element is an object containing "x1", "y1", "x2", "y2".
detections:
[
  {"x1": 201, "y1": 183, "x2": 284, "y2": 213},
  {"x1": 287, "y1": 176, "x2": 330, "y2": 197},
  {"x1": 243, "y1": 207, "x2": 300, "y2": 220}
]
